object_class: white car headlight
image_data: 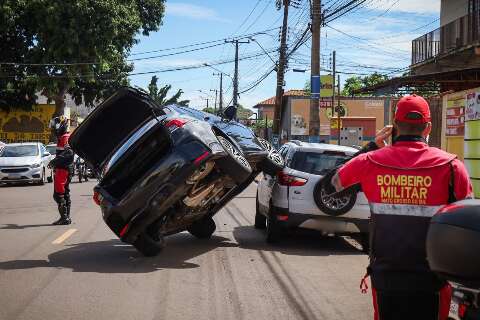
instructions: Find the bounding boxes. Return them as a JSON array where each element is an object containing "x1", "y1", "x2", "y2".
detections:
[{"x1": 30, "y1": 162, "x2": 42, "y2": 168}]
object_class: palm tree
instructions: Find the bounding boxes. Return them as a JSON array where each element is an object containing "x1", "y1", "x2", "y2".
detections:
[{"x1": 147, "y1": 76, "x2": 190, "y2": 106}]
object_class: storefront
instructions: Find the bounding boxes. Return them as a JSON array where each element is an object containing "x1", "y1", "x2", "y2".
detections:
[
  {"x1": 443, "y1": 89, "x2": 480, "y2": 198},
  {"x1": 284, "y1": 96, "x2": 388, "y2": 144}
]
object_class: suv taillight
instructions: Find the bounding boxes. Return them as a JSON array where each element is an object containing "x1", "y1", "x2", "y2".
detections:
[
  {"x1": 93, "y1": 191, "x2": 103, "y2": 206},
  {"x1": 165, "y1": 118, "x2": 188, "y2": 132},
  {"x1": 277, "y1": 171, "x2": 307, "y2": 186}
]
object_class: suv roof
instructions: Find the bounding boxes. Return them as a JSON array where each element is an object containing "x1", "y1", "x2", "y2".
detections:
[{"x1": 284, "y1": 141, "x2": 358, "y2": 156}]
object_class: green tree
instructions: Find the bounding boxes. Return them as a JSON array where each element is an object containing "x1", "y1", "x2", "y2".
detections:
[
  {"x1": 202, "y1": 107, "x2": 216, "y2": 114},
  {"x1": 342, "y1": 73, "x2": 389, "y2": 96},
  {"x1": 147, "y1": 76, "x2": 189, "y2": 106},
  {"x1": 236, "y1": 104, "x2": 254, "y2": 119},
  {"x1": 0, "y1": 0, "x2": 166, "y2": 113}
]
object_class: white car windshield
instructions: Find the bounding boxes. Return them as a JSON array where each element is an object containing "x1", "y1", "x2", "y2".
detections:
[
  {"x1": 0, "y1": 145, "x2": 38, "y2": 157},
  {"x1": 46, "y1": 145, "x2": 57, "y2": 155}
]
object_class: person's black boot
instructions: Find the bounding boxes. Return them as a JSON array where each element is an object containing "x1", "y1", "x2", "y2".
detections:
[
  {"x1": 52, "y1": 201, "x2": 70, "y2": 225},
  {"x1": 64, "y1": 203, "x2": 72, "y2": 225}
]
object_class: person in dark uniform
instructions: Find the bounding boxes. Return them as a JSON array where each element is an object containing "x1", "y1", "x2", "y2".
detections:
[
  {"x1": 48, "y1": 116, "x2": 74, "y2": 225},
  {"x1": 328, "y1": 95, "x2": 473, "y2": 320}
]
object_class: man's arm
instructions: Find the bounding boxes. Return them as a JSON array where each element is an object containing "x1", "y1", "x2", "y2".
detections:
[
  {"x1": 452, "y1": 159, "x2": 474, "y2": 200},
  {"x1": 331, "y1": 126, "x2": 394, "y2": 192}
]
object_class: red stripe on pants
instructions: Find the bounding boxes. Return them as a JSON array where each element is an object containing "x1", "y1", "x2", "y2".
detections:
[
  {"x1": 372, "y1": 288, "x2": 379, "y2": 320},
  {"x1": 54, "y1": 169, "x2": 69, "y2": 194},
  {"x1": 438, "y1": 284, "x2": 452, "y2": 320}
]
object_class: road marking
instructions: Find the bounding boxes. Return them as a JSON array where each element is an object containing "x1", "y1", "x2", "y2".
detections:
[{"x1": 52, "y1": 229, "x2": 77, "y2": 244}]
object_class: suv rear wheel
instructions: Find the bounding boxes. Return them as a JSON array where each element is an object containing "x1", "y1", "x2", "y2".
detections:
[
  {"x1": 313, "y1": 181, "x2": 357, "y2": 216},
  {"x1": 133, "y1": 230, "x2": 165, "y2": 257},
  {"x1": 187, "y1": 217, "x2": 216, "y2": 239}
]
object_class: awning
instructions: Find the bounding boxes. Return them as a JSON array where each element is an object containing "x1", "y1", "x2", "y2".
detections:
[{"x1": 355, "y1": 67, "x2": 480, "y2": 95}]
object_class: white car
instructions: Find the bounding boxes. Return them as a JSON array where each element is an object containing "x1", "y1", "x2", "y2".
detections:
[
  {"x1": 256, "y1": 141, "x2": 370, "y2": 249},
  {"x1": 0, "y1": 142, "x2": 53, "y2": 185}
]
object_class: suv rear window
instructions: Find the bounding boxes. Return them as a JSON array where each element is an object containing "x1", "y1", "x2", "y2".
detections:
[{"x1": 290, "y1": 151, "x2": 350, "y2": 175}]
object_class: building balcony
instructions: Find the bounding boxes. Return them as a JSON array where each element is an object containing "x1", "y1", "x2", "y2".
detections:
[{"x1": 412, "y1": 12, "x2": 480, "y2": 67}]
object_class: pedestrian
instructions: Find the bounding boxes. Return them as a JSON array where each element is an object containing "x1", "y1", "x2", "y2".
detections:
[
  {"x1": 326, "y1": 95, "x2": 474, "y2": 320},
  {"x1": 48, "y1": 116, "x2": 74, "y2": 225}
]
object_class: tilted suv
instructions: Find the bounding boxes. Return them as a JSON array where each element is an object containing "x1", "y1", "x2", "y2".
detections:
[
  {"x1": 256, "y1": 141, "x2": 370, "y2": 249},
  {"x1": 70, "y1": 87, "x2": 284, "y2": 256}
]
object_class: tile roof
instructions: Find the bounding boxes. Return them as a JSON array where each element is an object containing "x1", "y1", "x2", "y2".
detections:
[{"x1": 253, "y1": 90, "x2": 308, "y2": 108}]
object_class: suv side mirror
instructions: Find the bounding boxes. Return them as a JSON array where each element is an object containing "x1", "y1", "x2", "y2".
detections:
[
  {"x1": 223, "y1": 105, "x2": 236, "y2": 121},
  {"x1": 43, "y1": 152, "x2": 51, "y2": 157}
]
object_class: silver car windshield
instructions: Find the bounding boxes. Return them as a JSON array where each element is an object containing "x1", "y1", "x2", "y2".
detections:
[{"x1": 0, "y1": 145, "x2": 38, "y2": 157}]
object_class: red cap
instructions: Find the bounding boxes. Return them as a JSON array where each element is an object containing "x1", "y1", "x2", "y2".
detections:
[{"x1": 394, "y1": 95, "x2": 431, "y2": 124}]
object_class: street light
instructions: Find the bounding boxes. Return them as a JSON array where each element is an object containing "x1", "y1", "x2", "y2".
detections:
[
  {"x1": 203, "y1": 63, "x2": 233, "y2": 79},
  {"x1": 249, "y1": 37, "x2": 278, "y2": 69}
]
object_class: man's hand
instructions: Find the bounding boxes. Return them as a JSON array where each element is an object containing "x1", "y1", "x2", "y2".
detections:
[{"x1": 375, "y1": 125, "x2": 394, "y2": 148}]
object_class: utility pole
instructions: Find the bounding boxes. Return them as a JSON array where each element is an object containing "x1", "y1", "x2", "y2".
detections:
[
  {"x1": 331, "y1": 50, "x2": 336, "y2": 117},
  {"x1": 213, "y1": 73, "x2": 224, "y2": 114},
  {"x1": 226, "y1": 39, "x2": 250, "y2": 119},
  {"x1": 337, "y1": 74, "x2": 341, "y2": 145},
  {"x1": 273, "y1": 0, "x2": 290, "y2": 136},
  {"x1": 309, "y1": 0, "x2": 321, "y2": 141},
  {"x1": 210, "y1": 89, "x2": 218, "y2": 114}
]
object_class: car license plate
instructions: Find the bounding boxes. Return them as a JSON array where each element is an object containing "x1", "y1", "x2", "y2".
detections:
[
  {"x1": 8, "y1": 174, "x2": 21, "y2": 179},
  {"x1": 450, "y1": 301, "x2": 459, "y2": 317}
]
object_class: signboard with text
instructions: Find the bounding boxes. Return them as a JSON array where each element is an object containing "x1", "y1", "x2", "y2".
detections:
[
  {"x1": 0, "y1": 105, "x2": 56, "y2": 144},
  {"x1": 446, "y1": 98, "x2": 465, "y2": 137}
]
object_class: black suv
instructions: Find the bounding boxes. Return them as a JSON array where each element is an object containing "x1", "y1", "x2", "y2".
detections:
[{"x1": 70, "y1": 87, "x2": 283, "y2": 256}]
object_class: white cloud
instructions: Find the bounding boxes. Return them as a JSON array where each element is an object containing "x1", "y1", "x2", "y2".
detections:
[
  {"x1": 369, "y1": 0, "x2": 440, "y2": 14},
  {"x1": 166, "y1": 3, "x2": 229, "y2": 22}
]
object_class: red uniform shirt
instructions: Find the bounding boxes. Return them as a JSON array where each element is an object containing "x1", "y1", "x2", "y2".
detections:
[{"x1": 338, "y1": 141, "x2": 473, "y2": 291}]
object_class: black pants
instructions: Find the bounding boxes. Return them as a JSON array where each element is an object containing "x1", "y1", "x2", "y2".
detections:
[{"x1": 373, "y1": 289, "x2": 449, "y2": 320}]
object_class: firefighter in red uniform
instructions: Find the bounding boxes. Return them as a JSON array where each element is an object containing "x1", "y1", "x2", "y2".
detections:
[
  {"x1": 48, "y1": 116, "x2": 74, "y2": 225},
  {"x1": 329, "y1": 95, "x2": 473, "y2": 320}
]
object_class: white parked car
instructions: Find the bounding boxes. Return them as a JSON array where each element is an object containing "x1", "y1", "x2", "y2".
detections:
[
  {"x1": 46, "y1": 143, "x2": 57, "y2": 158},
  {"x1": 0, "y1": 142, "x2": 53, "y2": 185},
  {"x1": 256, "y1": 141, "x2": 370, "y2": 250}
]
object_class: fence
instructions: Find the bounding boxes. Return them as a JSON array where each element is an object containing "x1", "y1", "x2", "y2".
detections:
[{"x1": 412, "y1": 12, "x2": 480, "y2": 65}]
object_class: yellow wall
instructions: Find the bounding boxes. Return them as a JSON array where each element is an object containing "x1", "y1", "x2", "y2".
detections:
[
  {"x1": 0, "y1": 105, "x2": 56, "y2": 144},
  {"x1": 445, "y1": 87, "x2": 480, "y2": 198}
]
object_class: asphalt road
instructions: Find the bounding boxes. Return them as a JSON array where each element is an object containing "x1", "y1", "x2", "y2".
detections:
[{"x1": 0, "y1": 180, "x2": 373, "y2": 320}]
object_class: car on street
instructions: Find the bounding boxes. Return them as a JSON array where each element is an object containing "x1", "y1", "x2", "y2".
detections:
[
  {"x1": 256, "y1": 140, "x2": 370, "y2": 249},
  {"x1": 69, "y1": 87, "x2": 284, "y2": 256},
  {"x1": 0, "y1": 142, "x2": 53, "y2": 185},
  {"x1": 45, "y1": 143, "x2": 57, "y2": 158}
]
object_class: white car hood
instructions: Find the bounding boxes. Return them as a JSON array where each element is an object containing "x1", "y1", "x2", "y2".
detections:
[{"x1": 0, "y1": 156, "x2": 40, "y2": 167}]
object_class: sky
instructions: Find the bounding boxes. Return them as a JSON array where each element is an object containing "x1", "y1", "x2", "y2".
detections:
[{"x1": 128, "y1": 0, "x2": 442, "y2": 111}]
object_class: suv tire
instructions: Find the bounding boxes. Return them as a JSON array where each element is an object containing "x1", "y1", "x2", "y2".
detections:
[
  {"x1": 187, "y1": 217, "x2": 216, "y2": 239},
  {"x1": 133, "y1": 231, "x2": 165, "y2": 257},
  {"x1": 257, "y1": 138, "x2": 284, "y2": 176},
  {"x1": 216, "y1": 136, "x2": 252, "y2": 184},
  {"x1": 255, "y1": 193, "x2": 266, "y2": 229},
  {"x1": 313, "y1": 181, "x2": 357, "y2": 216},
  {"x1": 359, "y1": 233, "x2": 370, "y2": 254},
  {"x1": 266, "y1": 213, "x2": 282, "y2": 243}
]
